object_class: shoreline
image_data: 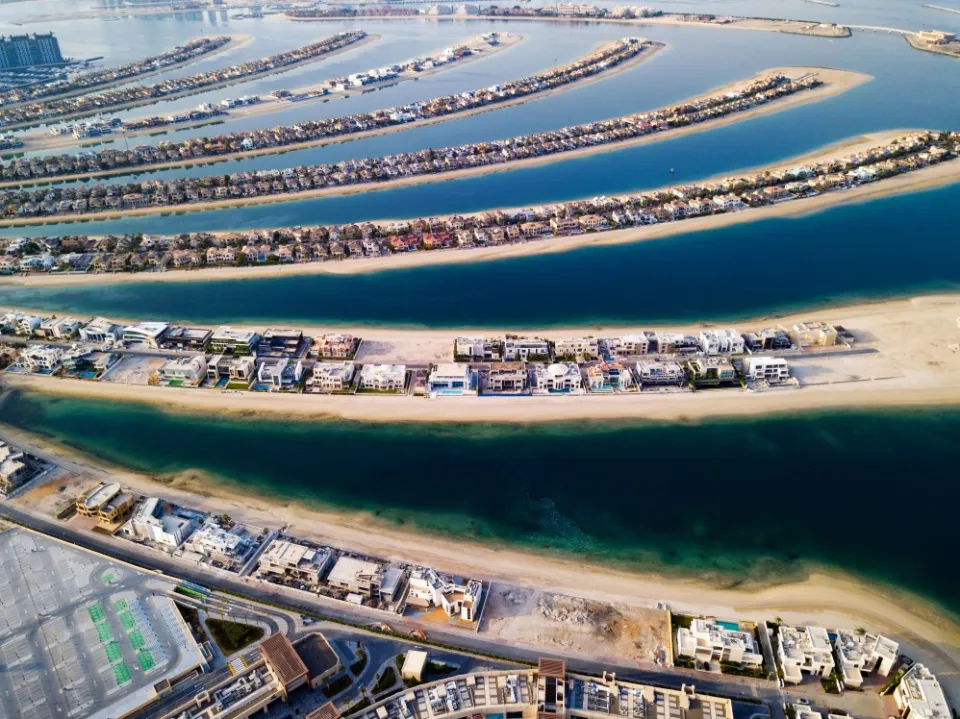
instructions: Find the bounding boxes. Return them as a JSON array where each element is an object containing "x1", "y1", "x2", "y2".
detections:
[
  {"x1": 4, "y1": 128, "x2": 956, "y2": 290},
  {"x1": 2, "y1": 293, "x2": 959, "y2": 424},
  {"x1": 0, "y1": 38, "x2": 662, "y2": 188},
  {"x1": 0, "y1": 406, "x2": 959, "y2": 702},
  {"x1": 0, "y1": 65, "x2": 869, "y2": 226},
  {"x1": 0, "y1": 32, "x2": 376, "y2": 133},
  {"x1": 16, "y1": 32, "x2": 522, "y2": 155}
]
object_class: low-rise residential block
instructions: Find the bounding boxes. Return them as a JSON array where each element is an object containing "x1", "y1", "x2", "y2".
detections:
[
  {"x1": 156, "y1": 355, "x2": 207, "y2": 386},
  {"x1": 788, "y1": 321, "x2": 838, "y2": 347},
  {"x1": 485, "y1": 362, "x2": 528, "y2": 392},
  {"x1": 209, "y1": 326, "x2": 260, "y2": 355},
  {"x1": 531, "y1": 362, "x2": 583, "y2": 392},
  {"x1": 454, "y1": 336, "x2": 502, "y2": 361},
  {"x1": 358, "y1": 363, "x2": 406, "y2": 391},
  {"x1": 407, "y1": 567, "x2": 483, "y2": 622},
  {"x1": 428, "y1": 363, "x2": 474, "y2": 394},
  {"x1": 636, "y1": 360, "x2": 686, "y2": 386},
  {"x1": 122, "y1": 496, "x2": 199, "y2": 547},
  {"x1": 676, "y1": 618, "x2": 763, "y2": 667},
  {"x1": 833, "y1": 628, "x2": 899, "y2": 688},
  {"x1": 743, "y1": 356, "x2": 790, "y2": 383},
  {"x1": 258, "y1": 539, "x2": 335, "y2": 588},
  {"x1": 778, "y1": 624, "x2": 835, "y2": 684},
  {"x1": 894, "y1": 664, "x2": 950, "y2": 719},
  {"x1": 503, "y1": 337, "x2": 551, "y2": 361},
  {"x1": 698, "y1": 329, "x2": 745, "y2": 354},
  {"x1": 554, "y1": 336, "x2": 599, "y2": 360},
  {"x1": 308, "y1": 361, "x2": 355, "y2": 392}
]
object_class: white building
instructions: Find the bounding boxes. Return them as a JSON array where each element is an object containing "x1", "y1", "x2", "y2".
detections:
[
  {"x1": 37, "y1": 316, "x2": 81, "y2": 339},
  {"x1": 358, "y1": 364, "x2": 406, "y2": 391},
  {"x1": 80, "y1": 316, "x2": 125, "y2": 344},
  {"x1": 326, "y1": 555, "x2": 385, "y2": 597},
  {"x1": 503, "y1": 338, "x2": 551, "y2": 361},
  {"x1": 834, "y1": 629, "x2": 899, "y2": 688},
  {"x1": 156, "y1": 355, "x2": 207, "y2": 385},
  {"x1": 257, "y1": 357, "x2": 304, "y2": 390},
  {"x1": 635, "y1": 360, "x2": 685, "y2": 386},
  {"x1": 553, "y1": 337, "x2": 599, "y2": 359},
  {"x1": 894, "y1": 664, "x2": 950, "y2": 719},
  {"x1": 531, "y1": 363, "x2": 583, "y2": 392},
  {"x1": 676, "y1": 618, "x2": 763, "y2": 667},
  {"x1": 258, "y1": 539, "x2": 334, "y2": 587},
  {"x1": 123, "y1": 322, "x2": 169, "y2": 348},
  {"x1": 209, "y1": 326, "x2": 260, "y2": 355},
  {"x1": 698, "y1": 329, "x2": 744, "y2": 355},
  {"x1": 21, "y1": 344, "x2": 64, "y2": 372},
  {"x1": 407, "y1": 567, "x2": 483, "y2": 622},
  {"x1": 609, "y1": 332, "x2": 656, "y2": 356},
  {"x1": 183, "y1": 520, "x2": 255, "y2": 567},
  {"x1": 742, "y1": 356, "x2": 790, "y2": 383},
  {"x1": 778, "y1": 625, "x2": 835, "y2": 684},
  {"x1": 309, "y1": 361, "x2": 356, "y2": 391},
  {"x1": 124, "y1": 497, "x2": 197, "y2": 547},
  {"x1": 3, "y1": 311, "x2": 41, "y2": 336},
  {"x1": 454, "y1": 337, "x2": 501, "y2": 361},
  {"x1": 427, "y1": 363, "x2": 474, "y2": 394}
]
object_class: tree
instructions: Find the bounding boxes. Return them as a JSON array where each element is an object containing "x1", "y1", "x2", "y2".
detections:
[{"x1": 854, "y1": 626, "x2": 866, "y2": 637}]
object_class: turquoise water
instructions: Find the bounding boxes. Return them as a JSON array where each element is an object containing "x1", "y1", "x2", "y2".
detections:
[
  {"x1": 4, "y1": 183, "x2": 958, "y2": 328},
  {"x1": 4, "y1": 391, "x2": 960, "y2": 617},
  {"x1": 716, "y1": 621, "x2": 740, "y2": 631}
]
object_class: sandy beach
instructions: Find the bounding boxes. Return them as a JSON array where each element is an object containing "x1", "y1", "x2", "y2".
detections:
[
  {"x1": 0, "y1": 406, "x2": 958, "y2": 706},
  {"x1": 1, "y1": 38, "x2": 662, "y2": 188},
  {"x1": 16, "y1": 32, "x2": 523, "y2": 155},
  {"x1": 3, "y1": 294, "x2": 959, "y2": 425},
  {"x1": 0, "y1": 65, "x2": 868, "y2": 225},
  {"x1": 5, "y1": 127, "x2": 955, "y2": 290}
]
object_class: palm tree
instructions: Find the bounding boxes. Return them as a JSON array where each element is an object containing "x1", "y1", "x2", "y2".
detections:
[{"x1": 855, "y1": 626, "x2": 867, "y2": 637}]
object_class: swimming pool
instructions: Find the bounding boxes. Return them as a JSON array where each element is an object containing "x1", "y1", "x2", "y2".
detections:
[{"x1": 716, "y1": 620, "x2": 740, "y2": 631}]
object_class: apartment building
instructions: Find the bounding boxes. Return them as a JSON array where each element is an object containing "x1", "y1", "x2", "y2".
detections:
[
  {"x1": 554, "y1": 336, "x2": 599, "y2": 359},
  {"x1": 0, "y1": 33, "x2": 64, "y2": 68},
  {"x1": 209, "y1": 326, "x2": 260, "y2": 355},
  {"x1": 123, "y1": 322, "x2": 169, "y2": 348},
  {"x1": 258, "y1": 539, "x2": 334, "y2": 588},
  {"x1": 454, "y1": 336, "x2": 502, "y2": 361},
  {"x1": 358, "y1": 363, "x2": 406, "y2": 391},
  {"x1": 503, "y1": 337, "x2": 551, "y2": 361},
  {"x1": 894, "y1": 664, "x2": 950, "y2": 719},
  {"x1": 485, "y1": 363, "x2": 528, "y2": 392},
  {"x1": 531, "y1": 363, "x2": 583, "y2": 392},
  {"x1": 834, "y1": 629, "x2": 899, "y2": 688},
  {"x1": 742, "y1": 356, "x2": 790, "y2": 383},
  {"x1": 636, "y1": 360, "x2": 685, "y2": 387},
  {"x1": 308, "y1": 361, "x2": 356, "y2": 391},
  {"x1": 676, "y1": 618, "x2": 764, "y2": 666},
  {"x1": 698, "y1": 329, "x2": 745, "y2": 355},
  {"x1": 778, "y1": 625, "x2": 835, "y2": 684},
  {"x1": 407, "y1": 567, "x2": 483, "y2": 622}
]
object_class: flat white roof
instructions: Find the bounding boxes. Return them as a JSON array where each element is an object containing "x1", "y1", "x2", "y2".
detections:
[
  {"x1": 327, "y1": 555, "x2": 381, "y2": 585},
  {"x1": 124, "y1": 322, "x2": 168, "y2": 337}
]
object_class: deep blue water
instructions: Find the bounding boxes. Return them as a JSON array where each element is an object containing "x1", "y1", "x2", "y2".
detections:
[
  {"x1": 4, "y1": 391, "x2": 960, "y2": 618},
  {"x1": 4, "y1": 182, "x2": 958, "y2": 328}
]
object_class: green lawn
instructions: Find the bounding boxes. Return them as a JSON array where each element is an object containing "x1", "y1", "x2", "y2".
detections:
[{"x1": 206, "y1": 618, "x2": 264, "y2": 654}]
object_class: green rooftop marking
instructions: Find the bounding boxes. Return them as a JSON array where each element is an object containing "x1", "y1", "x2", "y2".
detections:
[
  {"x1": 120, "y1": 611, "x2": 136, "y2": 631},
  {"x1": 137, "y1": 650, "x2": 156, "y2": 672},
  {"x1": 129, "y1": 630, "x2": 146, "y2": 650},
  {"x1": 105, "y1": 642, "x2": 122, "y2": 664},
  {"x1": 113, "y1": 662, "x2": 132, "y2": 685},
  {"x1": 88, "y1": 604, "x2": 105, "y2": 623},
  {"x1": 96, "y1": 623, "x2": 113, "y2": 643},
  {"x1": 114, "y1": 599, "x2": 128, "y2": 611}
]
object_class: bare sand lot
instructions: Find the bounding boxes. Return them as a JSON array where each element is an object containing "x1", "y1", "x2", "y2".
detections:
[{"x1": 483, "y1": 585, "x2": 670, "y2": 665}]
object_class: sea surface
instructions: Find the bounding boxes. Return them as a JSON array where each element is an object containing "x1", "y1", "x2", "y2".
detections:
[{"x1": 5, "y1": 391, "x2": 960, "y2": 618}]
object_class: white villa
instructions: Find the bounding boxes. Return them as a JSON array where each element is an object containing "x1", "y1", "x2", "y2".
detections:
[
  {"x1": 894, "y1": 664, "x2": 950, "y2": 719},
  {"x1": 777, "y1": 625, "x2": 835, "y2": 684},
  {"x1": 156, "y1": 355, "x2": 206, "y2": 386},
  {"x1": 834, "y1": 629, "x2": 898, "y2": 688},
  {"x1": 554, "y1": 337, "x2": 599, "y2": 359},
  {"x1": 358, "y1": 364, "x2": 406, "y2": 391},
  {"x1": 308, "y1": 361, "x2": 356, "y2": 392},
  {"x1": 503, "y1": 337, "x2": 550, "y2": 361},
  {"x1": 428, "y1": 363, "x2": 474, "y2": 394},
  {"x1": 455, "y1": 336, "x2": 502, "y2": 361},
  {"x1": 531, "y1": 363, "x2": 583, "y2": 392},
  {"x1": 743, "y1": 356, "x2": 790, "y2": 383},
  {"x1": 79, "y1": 316, "x2": 125, "y2": 344},
  {"x1": 676, "y1": 618, "x2": 763, "y2": 667},
  {"x1": 20, "y1": 344, "x2": 64, "y2": 373},
  {"x1": 123, "y1": 322, "x2": 169, "y2": 348},
  {"x1": 407, "y1": 566, "x2": 483, "y2": 622},
  {"x1": 698, "y1": 329, "x2": 744, "y2": 355}
]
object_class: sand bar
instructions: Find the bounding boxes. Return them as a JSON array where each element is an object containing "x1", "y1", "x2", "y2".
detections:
[
  {"x1": 2, "y1": 294, "x2": 959, "y2": 425},
  {"x1": 0, "y1": 66, "x2": 868, "y2": 225},
  {"x1": 1, "y1": 39, "x2": 660, "y2": 188},
  {"x1": 3, "y1": 128, "x2": 954, "y2": 289}
]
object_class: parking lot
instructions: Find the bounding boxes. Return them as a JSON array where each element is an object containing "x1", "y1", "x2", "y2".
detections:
[{"x1": 0, "y1": 529, "x2": 204, "y2": 719}]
